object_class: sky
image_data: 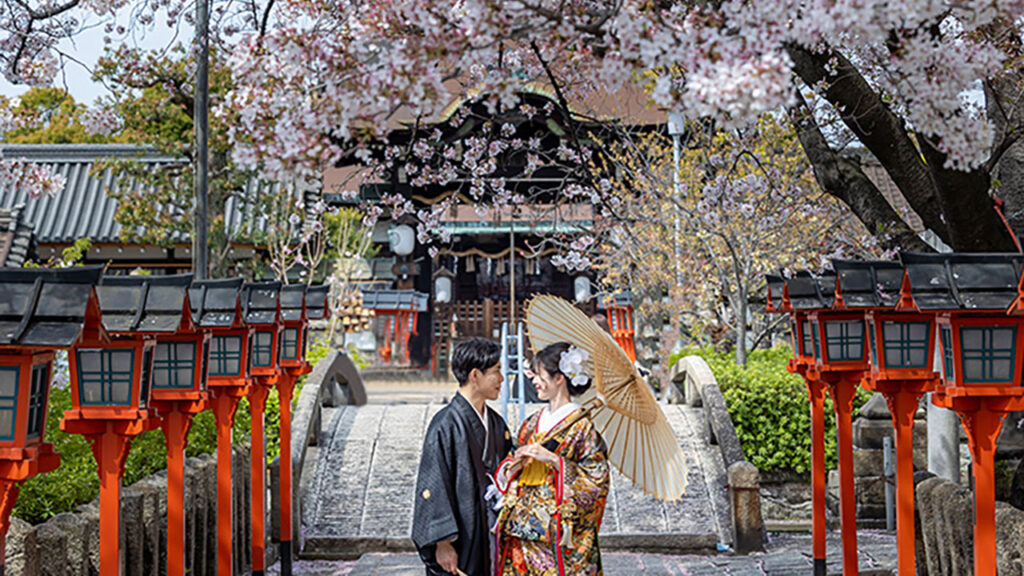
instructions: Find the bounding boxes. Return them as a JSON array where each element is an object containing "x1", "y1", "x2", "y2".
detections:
[{"x1": 0, "y1": 6, "x2": 193, "y2": 105}]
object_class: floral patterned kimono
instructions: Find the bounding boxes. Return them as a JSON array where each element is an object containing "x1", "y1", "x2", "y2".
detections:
[{"x1": 494, "y1": 404, "x2": 610, "y2": 576}]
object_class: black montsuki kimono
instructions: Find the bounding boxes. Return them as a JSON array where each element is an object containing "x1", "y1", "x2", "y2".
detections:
[{"x1": 412, "y1": 392, "x2": 513, "y2": 576}]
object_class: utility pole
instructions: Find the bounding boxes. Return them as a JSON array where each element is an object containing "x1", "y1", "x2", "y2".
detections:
[{"x1": 193, "y1": 0, "x2": 210, "y2": 279}]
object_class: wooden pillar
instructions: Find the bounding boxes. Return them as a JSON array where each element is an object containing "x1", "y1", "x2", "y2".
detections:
[
  {"x1": 87, "y1": 427, "x2": 135, "y2": 576},
  {"x1": 275, "y1": 375, "x2": 296, "y2": 576},
  {"x1": 249, "y1": 384, "x2": 270, "y2": 575},
  {"x1": 159, "y1": 406, "x2": 197, "y2": 576},
  {"x1": 827, "y1": 376, "x2": 859, "y2": 576},
  {"x1": 806, "y1": 378, "x2": 828, "y2": 576},
  {"x1": 211, "y1": 391, "x2": 243, "y2": 576},
  {"x1": 0, "y1": 480, "x2": 19, "y2": 576},
  {"x1": 959, "y1": 404, "x2": 1007, "y2": 576}
]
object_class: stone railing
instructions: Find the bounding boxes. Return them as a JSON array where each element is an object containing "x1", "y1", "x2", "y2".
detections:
[
  {"x1": 5, "y1": 446, "x2": 255, "y2": 575},
  {"x1": 670, "y1": 355, "x2": 765, "y2": 554},
  {"x1": 915, "y1": 473, "x2": 1024, "y2": 575},
  {"x1": 269, "y1": 350, "x2": 365, "y2": 548}
]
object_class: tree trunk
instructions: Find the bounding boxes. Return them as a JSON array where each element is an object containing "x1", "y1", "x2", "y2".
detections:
[{"x1": 735, "y1": 290, "x2": 748, "y2": 367}]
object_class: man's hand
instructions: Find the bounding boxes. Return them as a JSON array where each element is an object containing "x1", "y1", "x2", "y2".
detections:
[{"x1": 436, "y1": 539, "x2": 459, "y2": 574}]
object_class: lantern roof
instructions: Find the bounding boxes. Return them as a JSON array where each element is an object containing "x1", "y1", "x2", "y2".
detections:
[
  {"x1": 242, "y1": 281, "x2": 281, "y2": 325},
  {"x1": 0, "y1": 265, "x2": 104, "y2": 347},
  {"x1": 900, "y1": 253, "x2": 1024, "y2": 311},
  {"x1": 596, "y1": 290, "x2": 633, "y2": 310},
  {"x1": 832, "y1": 260, "x2": 904, "y2": 309},
  {"x1": 784, "y1": 271, "x2": 836, "y2": 310},
  {"x1": 764, "y1": 275, "x2": 785, "y2": 313},
  {"x1": 306, "y1": 285, "x2": 330, "y2": 320},
  {"x1": 98, "y1": 274, "x2": 194, "y2": 333},
  {"x1": 280, "y1": 285, "x2": 306, "y2": 322},
  {"x1": 189, "y1": 278, "x2": 245, "y2": 327}
]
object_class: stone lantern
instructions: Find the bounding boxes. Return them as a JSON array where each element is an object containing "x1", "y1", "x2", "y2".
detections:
[
  {"x1": 189, "y1": 277, "x2": 253, "y2": 576},
  {"x1": 98, "y1": 274, "x2": 208, "y2": 576},
  {"x1": 0, "y1": 267, "x2": 101, "y2": 576}
]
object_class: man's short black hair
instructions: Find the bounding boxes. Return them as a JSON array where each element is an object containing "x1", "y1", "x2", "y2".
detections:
[{"x1": 451, "y1": 338, "x2": 501, "y2": 386}]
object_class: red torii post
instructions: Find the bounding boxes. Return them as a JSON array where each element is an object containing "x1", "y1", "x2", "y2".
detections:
[
  {"x1": 0, "y1": 268, "x2": 104, "y2": 576},
  {"x1": 64, "y1": 272, "x2": 159, "y2": 576},
  {"x1": 100, "y1": 274, "x2": 209, "y2": 576},
  {"x1": 190, "y1": 278, "x2": 254, "y2": 576},
  {"x1": 242, "y1": 281, "x2": 284, "y2": 576},
  {"x1": 275, "y1": 284, "x2": 329, "y2": 575},
  {"x1": 766, "y1": 274, "x2": 828, "y2": 576},
  {"x1": 834, "y1": 260, "x2": 933, "y2": 576},
  {"x1": 903, "y1": 252, "x2": 1024, "y2": 576}
]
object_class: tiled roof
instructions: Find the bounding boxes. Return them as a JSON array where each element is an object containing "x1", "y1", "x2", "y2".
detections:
[
  {"x1": 0, "y1": 144, "x2": 289, "y2": 245},
  {"x1": 0, "y1": 204, "x2": 34, "y2": 267}
]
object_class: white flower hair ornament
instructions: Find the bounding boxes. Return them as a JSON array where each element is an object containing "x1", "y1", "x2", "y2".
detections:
[{"x1": 559, "y1": 345, "x2": 590, "y2": 388}]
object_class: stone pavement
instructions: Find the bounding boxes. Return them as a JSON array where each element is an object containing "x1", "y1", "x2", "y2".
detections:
[
  {"x1": 270, "y1": 531, "x2": 897, "y2": 575},
  {"x1": 300, "y1": 400, "x2": 732, "y2": 558}
]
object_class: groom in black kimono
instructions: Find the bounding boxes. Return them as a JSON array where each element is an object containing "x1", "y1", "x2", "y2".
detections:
[{"x1": 413, "y1": 338, "x2": 513, "y2": 576}]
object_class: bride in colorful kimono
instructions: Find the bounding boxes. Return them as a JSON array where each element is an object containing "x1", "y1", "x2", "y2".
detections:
[{"x1": 493, "y1": 342, "x2": 610, "y2": 576}]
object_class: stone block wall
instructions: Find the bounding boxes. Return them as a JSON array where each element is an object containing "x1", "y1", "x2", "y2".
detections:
[
  {"x1": 915, "y1": 474, "x2": 1024, "y2": 575},
  {"x1": 828, "y1": 393, "x2": 927, "y2": 527},
  {"x1": 4, "y1": 445, "x2": 270, "y2": 575}
]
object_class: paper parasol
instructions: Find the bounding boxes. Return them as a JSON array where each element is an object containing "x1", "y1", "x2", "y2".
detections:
[{"x1": 525, "y1": 295, "x2": 687, "y2": 501}]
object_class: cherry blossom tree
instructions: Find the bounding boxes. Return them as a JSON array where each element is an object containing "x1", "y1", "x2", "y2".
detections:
[
  {"x1": 3, "y1": 1, "x2": 1024, "y2": 255},
  {"x1": 594, "y1": 116, "x2": 880, "y2": 366}
]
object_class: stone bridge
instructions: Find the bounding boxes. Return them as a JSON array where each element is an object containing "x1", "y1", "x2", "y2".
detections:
[{"x1": 298, "y1": 400, "x2": 733, "y2": 558}]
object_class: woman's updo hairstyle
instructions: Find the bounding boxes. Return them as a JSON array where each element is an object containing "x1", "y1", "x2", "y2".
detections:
[{"x1": 531, "y1": 341, "x2": 592, "y2": 397}]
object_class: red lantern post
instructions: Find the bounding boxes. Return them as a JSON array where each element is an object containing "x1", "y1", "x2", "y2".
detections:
[
  {"x1": 0, "y1": 268, "x2": 102, "y2": 576},
  {"x1": 241, "y1": 282, "x2": 283, "y2": 576},
  {"x1": 190, "y1": 278, "x2": 253, "y2": 576},
  {"x1": 798, "y1": 270, "x2": 871, "y2": 576},
  {"x1": 275, "y1": 284, "x2": 327, "y2": 574},
  {"x1": 773, "y1": 272, "x2": 835, "y2": 576},
  {"x1": 902, "y1": 252, "x2": 1024, "y2": 576},
  {"x1": 64, "y1": 271, "x2": 159, "y2": 576},
  {"x1": 834, "y1": 260, "x2": 931, "y2": 576},
  {"x1": 99, "y1": 274, "x2": 209, "y2": 576}
]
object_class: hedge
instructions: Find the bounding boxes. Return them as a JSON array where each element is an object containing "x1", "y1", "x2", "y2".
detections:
[
  {"x1": 671, "y1": 346, "x2": 870, "y2": 474},
  {"x1": 14, "y1": 338, "x2": 338, "y2": 525}
]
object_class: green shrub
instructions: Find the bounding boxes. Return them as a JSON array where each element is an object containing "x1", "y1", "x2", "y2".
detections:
[{"x1": 673, "y1": 346, "x2": 870, "y2": 474}]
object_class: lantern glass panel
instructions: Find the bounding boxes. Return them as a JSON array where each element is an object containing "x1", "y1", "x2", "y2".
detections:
[
  {"x1": 201, "y1": 339, "x2": 210, "y2": 387},
  {"x1": 960, "y1": 326, "x2": 1016, "y2": 383},
  {"x1": 77, "y1": 349, "x2": 134, "y2": 405},
  {"x1": 0, "y1": 367, "x2": 18, "y2": 441},
  {"x1": 801, "y1": 320, "x2": 813, "y2": 358},
  {"x1": 252, "y1": 330, "x2": 273, "y2": 368},
  {"x1": 302, "y1": 327, "x2": 309, "y2": 360},
  {"x1": 209, "y1": 336, "x2": 243, "y2": 376},
  {"x1": 153, "y1": 342, "x2": 196, "y2": 389},
  {"x1": 882, "y1": 322, "x2": 930, "y2": 369},
  {"x1": 139, "y1": 347, "x2": 152, "y2": 408},
  {"x1": 940, "y1": 326, "x2": 955, "y2": 380},
  {"x1": 824, "y1": 320, "x2": 864, "y2": 362},
  {"x1": 26, "y1": 364, "x2": 48, "y2": 439},
  {"x1": 282, "y1": 328, "x2": 299, "y2": 361}
]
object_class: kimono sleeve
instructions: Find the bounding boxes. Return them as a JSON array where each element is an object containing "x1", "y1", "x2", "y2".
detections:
[
  {"x1": 558, "y1": 420, "x2": 610, "y2": 525},
  {"x1": 411, "y1": 418, "x2": 460, "y2": 549}
]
